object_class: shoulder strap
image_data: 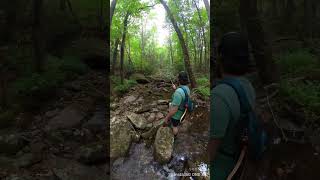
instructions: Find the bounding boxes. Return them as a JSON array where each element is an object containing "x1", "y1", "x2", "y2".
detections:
[{"x1": 218, "y1": 78, "x2": 252, "y2": 114}]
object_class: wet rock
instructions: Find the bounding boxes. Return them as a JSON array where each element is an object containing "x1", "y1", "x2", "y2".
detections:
[
  {"x1": 154, "y1": 127, "x2": 174, "y2": 164},
  {"x1": 157, "y1": 100, "x2": 169, "y2": 105},
  {"x1": 123, "y1": 95, "x2": 137, "y2": 104},
  {"x1": 127, "y1": 113, "x2": 147, "y2": 129},
  {"x1": 148, "y1": 113, "x2": 156, "y2": 122},
  {"x1": 0, "y1": 133, "x2": 28, "y2": 155},
  {"x1": 49, "y1": 157, "x2": 108, "y2": 180},
  {"x1": 76, "y1": 142, "x2": 107, "y2": 164},
  {"x1": 46, "y1": 105, "x2": 85, "y2": 131},
  {"x1": 156, "y1": 112, "x2": 164, "y2": 120},
  {"x1": 131, "y1": 73, "x2": 150, "y2": 84},
  {"x1": 110, "y1": 117, "x2": 132, "y2": 159}
]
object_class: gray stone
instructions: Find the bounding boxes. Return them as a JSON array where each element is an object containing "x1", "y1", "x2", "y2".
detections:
[
  {"x1": 154, "y1": 127, "x2": 174, "y2": 164},
  {"x1": 45, "y1": 109, "x2": 59, "y2": 118},
  {"x1": 156, "y1": 112, "x2": 164, "y2": 120},
  {"x1": 135, "y1": 105, "x2": 152, "y2": 114},
  {"x1": 127, "y1": 113, "x2": 147, "y2": 129},
  {"x1": 131, "y1": 73, "x2": 150, "y2": 84},
  {"x1": 46, "y1": 105, "x2": 85, "y2": 131},
  {"x1": 110, "y1": 117, "x2": 132, "y2": 159},
  {"x1": 123, "y1": 95, "x2": 137, "y2": 104},
  {"x1": 157, "y1": 100, "x2": 169, "y2": 105},
  {"x1": 148, "y1": 113, "x2": 156, "y2": 122}
]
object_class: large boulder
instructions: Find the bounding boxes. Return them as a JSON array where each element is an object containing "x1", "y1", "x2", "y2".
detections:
[
  {"x1": 123, "y1": 95, "x2": 137, "y2": 104},
  {"x1": 127, "y1": 113, "x2": 147, "y2": 129},
  {"x1": 131, "y1": 73, "x2": 150, "y2": 84},
  {"x1": 46, "y1": 104, "x2": 85, "y2": 131},
  {"x1": 110, "y1": 117, "x2": 132, "y2": 160},
  {"x1": 154, "y1": 127, "x2": 174, "y2": 164}
]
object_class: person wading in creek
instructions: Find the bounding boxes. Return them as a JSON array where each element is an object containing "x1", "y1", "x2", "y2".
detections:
[
  {"x1": 208, "y1": 32, "x2": 261, "y2": 180},
  {"x1": 164, "y1": 71, "x2": 191, "y2": 137}
]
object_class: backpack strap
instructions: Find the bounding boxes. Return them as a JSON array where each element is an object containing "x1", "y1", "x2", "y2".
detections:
[
  {"x1": 217, "y1": 78, "x2": 252, "y2": 114},
  {"x1": 178, "y1": 86, "x2": 188, "y2": 111}
]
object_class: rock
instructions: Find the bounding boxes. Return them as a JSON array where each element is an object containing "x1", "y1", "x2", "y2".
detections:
[
  {"x1": 156, "y1": 112, "x2": 164, "y2": 120},
  {"x1": 46, "y1": 131, "x2": 65, "y2": 144},
  {"x1": 110, "y1": 103, "x2": 118, "y2": 110},
  {"x1": 158, "y1": 105, "x2": 168, "y2": 111},
  {"x1": 48, "y1": 157, "x2": 108, "y2": 180},
  {"x1": 154, "y1": 127, "x2": 174, "y2": 164},
  {"x1": 76, "y1": 142, "x2": 107, "y2": 164},
  {"x1": 136, "y1": 96, "x2": 144, "y2": 104},
  {"x1": 135, "y1": 105, "x2": 152, "y2": 114},
  {"x1": 131, "y1": 73, "x2": 150, "y2": 84},
  {"x1": 131, "y1": 133, "x2": 141, "y2": 143},
  {"x1": 110, "y1": 118, "x2": 132, "y2": 160},
  {"x1": 157, "y1": 100, "x2": 169, "y2": 105},
  {"x1": 65, "y1": 81, "x2": 81, "y2": 92},
  {"x1": 0, "y1": 133, "x2": 28, "y2": 155},
  {"x1": 3, "y1": 175, "x2": 29, "y2": 180},
  {"x1": 148, "y1": 113, "x2": 156, "y2": 122},
  {"x1": 127, "y1": 113, "x2": 147, "y2": 129},
  {"x1": 46, "y1": 105, "x2": 85, "y2": 131},
  {"x1": 0, "y1": 156, "x2": 15, "y2": 170},
  {"x1": 123, "y1": 95, "x2": 137, "y2": 104},
  {"x1": 151, "y1": 108, "x2": 159, "y2": 113},
  {"x1": 83, "y1": 105, "x2": 106, "y2": 133},
  {"x1": 45, "y1": 109, "x2": 59, "y2": 118}
]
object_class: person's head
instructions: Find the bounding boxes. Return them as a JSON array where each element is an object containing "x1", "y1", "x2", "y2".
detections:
[
  {"x1": 218, "y1": 32, "x2": 250, "y2": 76},
  {"x1": 177, "y1": 71, "x2": 189, "y2": 85}
]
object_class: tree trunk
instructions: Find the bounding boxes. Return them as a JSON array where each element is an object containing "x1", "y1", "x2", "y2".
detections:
[
  {"x1": 198, "y1": 32, "x2": 203, "y2": 70},
  {"x1": 203, "y1": 0, "x2": 210, "y2": 19},
  {"x1": 169, "y1": 36, "x2": 174, "y2": 65},
  {"x1": 304, "y1": 0, "x2": 313, "y2": 39},
  {"x1": 111, "y1": 38, "x2": 120, "y2": 75},
  {"x1": 120, "y1": 11, "x2": 130, "y2": 84},
  {"x1": 160, "y1": 0, "x2": 197, "y2": 88},
  {"x1": 194, "y1": 0, "x2": 207, "y2": 72},
  {"x1": 33, "y1": 0, "x2": 45, "y2": 73},
  {"x1": 110, "y1": 0, "x2": 117, "y2": 25},
  {"x1": 240, "y1": 0, "x2": 279, "y2": 84}
]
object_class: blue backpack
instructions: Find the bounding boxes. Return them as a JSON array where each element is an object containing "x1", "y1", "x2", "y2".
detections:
[
  {"x1": 217, "y1": 78, "x2": 268, "y2": 160},
  {"x1": 179, "y1": 86, "x2": 195, "y2": 113}
]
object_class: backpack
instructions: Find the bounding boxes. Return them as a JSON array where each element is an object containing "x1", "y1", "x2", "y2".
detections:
[
  {"x1": 217, "y1": 77, "x2": 268, "y2": 160},
  {"x1": 178, "y1": 86, "x2": 195, "y2": 113}
]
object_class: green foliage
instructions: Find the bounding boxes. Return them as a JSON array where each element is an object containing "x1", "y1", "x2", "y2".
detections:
[
  {"x1": 280, "y1": 80, "x2": 320, "y2": 120},
  {"x1": 113, "y1": 78, "x2": 138, "y2": 95},
  {"x1": 276, "y1": 50, "x2": 319, "y2": 77},
  {"x1": 193, "y1": 77, "x2": 210, "y2": 100},
  {"x1": 12, "y1": 55, "x2": 88, "y2": 110}
]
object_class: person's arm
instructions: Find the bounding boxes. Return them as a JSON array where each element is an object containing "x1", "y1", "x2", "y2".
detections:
[{"x1": 164, "y1": 106, "x2": 178, "y2": 124}]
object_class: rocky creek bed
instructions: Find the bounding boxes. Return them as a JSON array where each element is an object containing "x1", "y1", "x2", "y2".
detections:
[
  {"x1": 0, "y1": 71, "x2": 108, "y2": 180},
  {"x1": 110, "y1": 77, "x2": 210, "y2": 180}
]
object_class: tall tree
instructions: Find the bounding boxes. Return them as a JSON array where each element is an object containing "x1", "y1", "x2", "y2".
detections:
[
  {"x1": 203, "y1": 0, "x2": 210, "y2": 19},
  {"x1": 110, "y1": 0, "x2": 117, "y2": 25},
  {"x1": 159, "y1": 0, "x2": 197, "y2": 88},
  {"x1": 111, "y1": 38, "x2": 120, "y2": 75},
  {"x1": 239, "y1": 0, "x2": 279, "y2": 84},
  {"x1": 120, "y1": 11, "x2": 130, "y2": 84}
]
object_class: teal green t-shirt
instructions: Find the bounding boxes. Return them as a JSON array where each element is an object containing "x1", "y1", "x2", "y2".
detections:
[
  {"x1": 170, "y1": 85, "x2": 190, "y2": 120},
  {"x1": 209, "y1": 77, "x2": 255, "y2": 180}
]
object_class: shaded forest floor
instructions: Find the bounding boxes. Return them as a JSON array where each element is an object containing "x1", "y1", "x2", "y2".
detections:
[{"x1": 0, "y1": 70, "x2": 108, "y2": 180}]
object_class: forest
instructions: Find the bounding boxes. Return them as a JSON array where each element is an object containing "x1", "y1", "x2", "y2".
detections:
[
  {"x1": 212, "y1": 0, "x2": 320, "y2": 179},
  {"x1": 0, "y1": 1, "x2": 108, "y2": 179}
]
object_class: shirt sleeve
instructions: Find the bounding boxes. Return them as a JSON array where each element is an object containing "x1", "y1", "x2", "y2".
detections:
[
  {"x1": 209, "y1": 92, "x2": 232, "y2": 139},
  {"x1": 171, "y1": 90, "x2": 183, "y2": 107}
]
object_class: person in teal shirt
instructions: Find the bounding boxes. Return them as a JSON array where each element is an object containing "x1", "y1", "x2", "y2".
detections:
[
  {"x1": 164, "y1": 71, "x2": 190, "y2": 136},
  {"x1": 208, "y1": 32, "x2": 256, "y2": 180}
]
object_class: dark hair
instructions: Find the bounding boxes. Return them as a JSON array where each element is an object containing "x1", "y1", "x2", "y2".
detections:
[
  {"x1": 218, "y1": 32, "x2": 250, "y2": 75},
  {"x1": 178, "y1": 71, "x2": 189, "y2": 85}
]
